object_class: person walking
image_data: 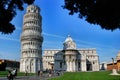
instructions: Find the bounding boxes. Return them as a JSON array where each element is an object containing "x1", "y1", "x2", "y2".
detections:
[{"x1": 7, "y1": 71, "x2": 13, "y2": 80}]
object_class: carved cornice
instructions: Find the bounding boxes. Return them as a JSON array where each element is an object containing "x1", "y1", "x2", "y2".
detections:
[
  {"x1": 22, "y1": 49, "x2": 42, "y2": 54},
  {"x1": 21, "y1": 35, "x2": 43, "y2": 42},
  {"x1": 24, "y1": 13, "x2": 41, "y2": 20},
  {"x1": 23, "y1": 26, "x2": 41, "y2": 32}
]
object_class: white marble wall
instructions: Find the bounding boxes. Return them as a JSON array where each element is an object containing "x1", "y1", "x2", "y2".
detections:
[
  {"x1": 81, "y1": 54, "x2": 86, "y2": 71},
  {"x1": 43, "y1": 50, "x2": 61, "y2": 70},
  {"x1": 44, "y1": 49, "x2": 100, "y2": 72},
  {"x1": 43, "y1": 36, "x2": 99, "y2": 72},
  {"x1": 20, "y1": 5, "x2": 43, "y2": 73}
]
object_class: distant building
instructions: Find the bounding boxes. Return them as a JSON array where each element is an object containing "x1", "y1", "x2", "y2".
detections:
[
  {"x1": 43, "y1": 35, "x2": 100, "y2": 72},
  {"x1": 0, "y1": 59, "x2": 19, "y2": 71},
  {"x1": 107, "y1": 51, "x2": 120, "y2": 71},
  {"x1": 99, "y1": 63, "x2": 107, "y2": 70}
]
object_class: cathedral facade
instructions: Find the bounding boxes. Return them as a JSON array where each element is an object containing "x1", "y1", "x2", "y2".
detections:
[
  {"x1": 43, "y1": 35, "x2": 99, "y2": 72},
  {"x1": 20, "y1": 5, "x2": 43, "y2": 73}
]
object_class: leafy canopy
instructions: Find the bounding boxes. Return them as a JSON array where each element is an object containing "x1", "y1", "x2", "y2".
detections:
[
  {"x1": 0, "y1": 0, "x2": 35, "y2": 34},
  {"x1": 63, "y1": 0, "x2": 120, "y2": 30}
]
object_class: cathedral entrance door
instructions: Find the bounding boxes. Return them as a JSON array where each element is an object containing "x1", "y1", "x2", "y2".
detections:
[
  {"x1": 51, "y1": 64, "x2": 54, "y2": 70},
  {"x1": 87, "y1": 63, "x2": 92, "y2": 71},
  {"x1": 49, "y1": 62, "x2": 54, "y2": 70}
]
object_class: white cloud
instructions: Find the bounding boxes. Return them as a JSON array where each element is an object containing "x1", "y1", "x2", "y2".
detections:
[
  {"x1": 43, "y1": 32, "x2": 65, "y2": 39},
  {"x1": 42, "y1": 32, "x2": 118, "y2": 51},
  {"x1": 0, "y1": 36, "x2": 19, "y2": 42}
]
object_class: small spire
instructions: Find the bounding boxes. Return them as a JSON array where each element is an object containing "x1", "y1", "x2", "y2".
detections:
[
  {"x1": 64, "y1": 34, "x2": 73, "y2": 42},
  {"x1": 68, "y1": 34, "x2": 70, "y2": 37}
]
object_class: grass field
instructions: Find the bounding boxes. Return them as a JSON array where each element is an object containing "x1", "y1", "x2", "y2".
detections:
[{"x1": 48, "y1": 71, "x2": 120, "y2": 80}]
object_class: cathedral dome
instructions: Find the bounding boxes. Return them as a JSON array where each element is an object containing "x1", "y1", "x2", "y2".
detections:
[
  {"x1": 64, "y1": 35, "x2": 73, "y2": 42},
  {"x1": 63, "y1": 35, "x2": 76, "y2": 50}
]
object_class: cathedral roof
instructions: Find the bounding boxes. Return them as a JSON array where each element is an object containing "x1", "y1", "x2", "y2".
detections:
[{"x1": 64, "y1": 35, "x2": 73, "y2": 43}]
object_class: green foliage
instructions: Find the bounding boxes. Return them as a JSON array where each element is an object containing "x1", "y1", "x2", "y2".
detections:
[
  {"x1": 63, "y1": 0, "x2": 120, "y2": 30},
  {"x1": 0, "y1": 0, "x2": 35, "y2": 34},
  {"x1": 48, "y1": 71, "x2": 120, "y2": 80}
]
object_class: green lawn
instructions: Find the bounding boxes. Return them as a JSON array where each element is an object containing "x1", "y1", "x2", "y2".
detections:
[{"x1": 48, "y1": 71, "x2": 120, "y2": 80}]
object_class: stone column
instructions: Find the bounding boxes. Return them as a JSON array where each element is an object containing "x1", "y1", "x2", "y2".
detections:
[
  {"x1": 81, "y1": 55, "x2": 86, "y2": 71},
  {"x1": 73, "y1": 61, "x2": 75, "y2": 72}
]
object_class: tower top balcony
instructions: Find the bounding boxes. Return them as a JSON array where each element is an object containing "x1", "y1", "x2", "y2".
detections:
[{"x1": 26, "y1": 4, "x2": 40, "y2": 13}]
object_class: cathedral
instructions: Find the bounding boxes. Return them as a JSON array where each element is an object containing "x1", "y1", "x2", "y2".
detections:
[
  {"x1": 43, "y1": 35, "x2": 100, "y2": 72},
  {"x1": 20, "y1": 4, "x2": 99, "y2": 73}
]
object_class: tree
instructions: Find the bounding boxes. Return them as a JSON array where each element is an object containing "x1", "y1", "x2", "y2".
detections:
[
  {"x1": 0, "y1": 0, "x2": 35, "y2": 34},
  {"x1": 63, "y1": 0, "x2": 120, "y2": 30}
]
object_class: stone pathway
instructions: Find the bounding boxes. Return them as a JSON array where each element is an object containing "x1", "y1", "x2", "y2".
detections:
[{"x1": 0, "y1": 73, "x2": 59, "y2": 80}]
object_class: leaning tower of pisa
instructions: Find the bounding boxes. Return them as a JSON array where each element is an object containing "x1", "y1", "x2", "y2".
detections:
[{"x1": 20, "y1": 5, "x2": 43, "y2": 73}]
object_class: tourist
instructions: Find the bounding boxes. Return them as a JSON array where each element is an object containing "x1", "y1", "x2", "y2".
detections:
[
  {"x1": 7, "y1": 71, "x2": 13, "y2": 80},
  {"x1": 40, "y1": 70, "x2": 43, "y2": 77},
  {"x1": 56, "y1": 71, "x2": 60, "y2": 76},
  {"x1": 11, "y1": 69, "x2": 17, "y2": 78},
  {"x1": 25, "y1": 70, "x2": 28, "y2": 76},
  {"x1": 48, "y1": 70, "x2": 52, "y2": 77}
]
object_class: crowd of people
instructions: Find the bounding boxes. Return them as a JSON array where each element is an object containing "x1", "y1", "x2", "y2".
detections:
[
  {"x1": 37, "y1": 69, "x2": 63, "y2": 77},
  {"x1": 6, "y1": 69, "x2": 63, "y2": 80}
]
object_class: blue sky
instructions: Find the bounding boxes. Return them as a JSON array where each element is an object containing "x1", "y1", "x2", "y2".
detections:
[{"x1": 0, "y1": 0, "x2": 120, "y2": 63}]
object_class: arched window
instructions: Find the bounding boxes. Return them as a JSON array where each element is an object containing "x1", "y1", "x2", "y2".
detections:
[
  {"x1": 28, "y1": 10, "x2": 30, "y2": 12},
  {"x1": 78, "y1": 62, "x2": 80, "y2": 68},
  {"x1": 69, "y1": 55, "x2": 71, "y2": 59},
  {"x1": 60, "y1": 62, "x2": 62, "y2": 68},
  {"x1": 93, "y1": 61, "x2": 95, "y2": 64},
  {"x1": 31, "y1": 8, "x2": 34, "y2": 12}
]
